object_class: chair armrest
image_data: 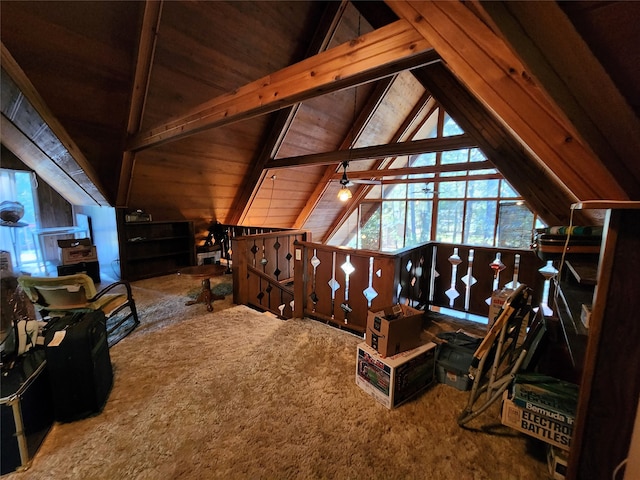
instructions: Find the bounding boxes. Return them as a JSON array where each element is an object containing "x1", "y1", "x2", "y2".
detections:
[{"x1": 90, "y1": 281, "x2": 134, "y2": 302}]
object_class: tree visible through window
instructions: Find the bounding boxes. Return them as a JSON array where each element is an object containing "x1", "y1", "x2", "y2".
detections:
[{"x1": 327, "y1": 109, "x2": 543, "y2": 251}]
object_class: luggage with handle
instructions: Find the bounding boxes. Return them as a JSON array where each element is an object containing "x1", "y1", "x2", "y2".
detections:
[{"x1": 44, "y1": 311, "x2": 113, "y2": 422}]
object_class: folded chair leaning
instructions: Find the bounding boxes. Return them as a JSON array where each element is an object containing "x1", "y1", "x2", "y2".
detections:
[{"x1": 18, "y1": 274, "x2": 140, "y2": 347}]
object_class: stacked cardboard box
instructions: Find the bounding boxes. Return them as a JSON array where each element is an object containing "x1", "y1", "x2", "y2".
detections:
[
  {"x1": 501, "y1": 374, "x2": 578, "y2": 451},
  {"x1": 57, "y1": 238, "x2": 100, "y2": 283},
  {"x1": 355, "y1": 341, "x2": 436, "y2": 409},
  {"x1": 58, "y1": 238, "x2": 97, "y2": 265},
  {"x1": 366, "y1": 304, "x2": 424, "y2": 357}
]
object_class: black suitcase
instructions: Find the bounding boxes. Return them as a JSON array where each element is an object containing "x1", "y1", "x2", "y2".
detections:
[
  {"x1": 44, "y1": 311, "x2": 113, "y2": 422},
  {"x1": 1, "y1": 350, "x2": 55, "y2": 475}
]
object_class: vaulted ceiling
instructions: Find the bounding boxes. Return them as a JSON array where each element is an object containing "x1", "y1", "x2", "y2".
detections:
[{"x1": 1, "y1": 1, "x2": 639, "y2": 243}]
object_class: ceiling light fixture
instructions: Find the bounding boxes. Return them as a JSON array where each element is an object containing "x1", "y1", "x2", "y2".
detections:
[{"x1": 338, "y1": 161, "x2": 353, "y2": 201}]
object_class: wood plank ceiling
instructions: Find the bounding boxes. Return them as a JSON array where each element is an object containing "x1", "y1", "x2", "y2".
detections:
[{"x1": 1, "y1": 1, "x2": 639, "y2": 243}]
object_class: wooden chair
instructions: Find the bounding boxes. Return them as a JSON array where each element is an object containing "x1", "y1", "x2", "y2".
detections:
[{"x1": 18, "y1": 274, "x2": 139, "y2": 347}]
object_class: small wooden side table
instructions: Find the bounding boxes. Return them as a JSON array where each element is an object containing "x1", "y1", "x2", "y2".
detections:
[{"x1": 177, "y1": 264, "x2": 227, "y2": 312}]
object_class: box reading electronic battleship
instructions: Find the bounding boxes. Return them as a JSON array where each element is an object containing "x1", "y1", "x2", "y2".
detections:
[{"x1": 511, "y1": 374, "x2": 579, "y2": 426}]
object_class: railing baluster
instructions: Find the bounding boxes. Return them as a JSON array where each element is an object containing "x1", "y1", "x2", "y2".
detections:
[
  {"x1": 446, "y1": 247, "x2": 462, "y2": 308},
  {"x1": 462, "y1": 249, "x2": 477, "y2": 311}
]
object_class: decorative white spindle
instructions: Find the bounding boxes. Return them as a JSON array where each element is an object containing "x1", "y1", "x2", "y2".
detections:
[
  {"x1": 538, "y1": 260, "x2": 558, "y2": 317},
  {"x1": 461, "y1": 249, "x2": 477, "y2": 311},
  {"x1": 446, "y1": 248, "x2": 462, "y2": 308}
]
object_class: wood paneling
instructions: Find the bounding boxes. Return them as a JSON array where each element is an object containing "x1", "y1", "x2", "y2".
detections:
[
  {"x1": 128, "y1": 20, "x2": 436, "y2": 151},
  {"x1": 414, "y1": 61, "x2": 576, "y2": 226},
  {"x1": 388, "y1": 0, "x2": 629, "y2": 202},
  {"x1": 2, "y1": 0, "x2": 639, "y2": 261},
  {"x1": 1, "y1": 1, "x2": 140, "y2": 203}
]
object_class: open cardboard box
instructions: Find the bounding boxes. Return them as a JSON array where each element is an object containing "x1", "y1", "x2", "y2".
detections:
[{"x1": 366, "y1": 304, "x2": 424, "y2": 357}]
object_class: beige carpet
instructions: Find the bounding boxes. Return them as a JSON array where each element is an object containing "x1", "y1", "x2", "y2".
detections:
[{"x1": 7, "y1": 273, "x2": 549, "y2": 479}]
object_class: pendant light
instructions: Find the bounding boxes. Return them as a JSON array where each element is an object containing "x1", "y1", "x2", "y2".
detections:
[{"x1": 338, "y1": 161, "x2": 353, "y2": 202}]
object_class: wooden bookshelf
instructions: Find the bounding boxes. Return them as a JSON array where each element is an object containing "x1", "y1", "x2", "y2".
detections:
[{"x1": 117, "y1": 211, "x2": 195, "y2": 281}]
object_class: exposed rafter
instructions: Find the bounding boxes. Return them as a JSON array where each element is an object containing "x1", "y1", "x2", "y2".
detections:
[
  {"x1": 267, "y1": 134, "x2": 475, "y2": 169},
  {"x1": 386, "y1": 0, "x2": 629, "y2": 201},
  {"x1": 231, "y1": 1, "x2": 350, "y2": 226},
  {"x1": 476, "y1": 0, "x2": 640, "y2": 197},
  {"x1": 117, "y1": 0, "x2": 164, "y2": 207},
  {"x1": 1, "y1": 43, "x2": 109, "y2": 206},
  {"x1": 413, "y1": 61, "x2": 575, "y2": 225},
  {"x1": 330, "y1": 160, "x2": 494, "y2": 180},
  {"x1": 127, "y1": 19, "x2": 438, "y2": 151}
]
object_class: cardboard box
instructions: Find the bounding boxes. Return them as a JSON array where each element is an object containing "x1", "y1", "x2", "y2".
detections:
[
  {"x1": 61, "y1": 246, "x2": 97, "y2": 265},
  {"x1": 511, "y1": 376, "x2": 578, "y2": 427},
  {"x1": 355, "y1": 341, "x2": 436, "y2": 409},
  {"x1": 501, "y1": 392, "x2": 573, "y2": 451},
  {"x1": 366, "y1": 304, "x2": 424, "y2": 357},
  {"x1": 58, "y1": 238, "x2": 97, "y2": 265},
  {"x1": 488, "y1": 287, "x2": 514, "y2": 327},
  {"x1": 547, "y1": 444, "x2": 568, "y2": 480}
]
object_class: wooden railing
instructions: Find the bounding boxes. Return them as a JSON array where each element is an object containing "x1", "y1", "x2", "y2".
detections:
[
  {"x1": 232, "y1": 229, "x2": 309, "y2": 318},
  {"x1": 232, "y1": 226, "x2": 546, "y2": 334}
]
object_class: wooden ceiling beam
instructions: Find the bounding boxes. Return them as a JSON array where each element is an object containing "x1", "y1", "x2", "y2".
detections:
[
  {"x1": 414, "y1": 61, "x2": 575, "y2": 225},
  {"x1": 231, "y1": 1, "x2": 350, "y2": 226},
  {"x1": 1, "y1": 43, "x2": 109, "y2": 205},
  {"x1": 117, "y1": 0, "x2": 163, "y2": 207},
  {"x1": 330, "y1": 160, "x2": 494, "y2": 180},
  {"x1": 127, "y1": 19, "x2": 438, "y2": 152},
  {"x1": 476, "y1": 1, "x2": 640, "y2": 197},
  {"x1": 320, "y1": 90, "x2": 437, "y2": 242},
  {"x1": 292, "y1": 75, "x2": 397, "y2": 229},
  {"x1": 267, "y1": 134, "x2": 475, "y2": 168},
  {"x1": 1, "y1": 115, "x2": 101, "y2": 206},
  {"x1": 386, "y1": 0, "x2": 628, "y2": 201}
]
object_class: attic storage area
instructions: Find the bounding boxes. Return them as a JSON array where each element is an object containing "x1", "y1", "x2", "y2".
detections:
[{"x1": 1, "y1": 1, "x2": 640, "y2": 479}]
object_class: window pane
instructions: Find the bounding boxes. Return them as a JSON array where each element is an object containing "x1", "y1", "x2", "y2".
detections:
[
  {"x1": 436, "y1": 200, "x2": 464, "y2": 243},
  {"x1": 497, "y1": 202, "x2": 535, "y2": 248},
  {"x1": 0, "y1": 170, "x2": 38, "y2": 270},
  {"x1": 414, "y1": 108, "x2": 439, "y2": 139},
  {"x1": 443, "y1": 113, "x2": 464, "y2": 136},
  {"x1": 410, "y1": 152, "x2": 436, "y2": 167},
  {"x1": 327, "y1": 209, "x2": 359, "y2": 247},
  {"x1": 469, "y1": 148, "x2": 486, "y2": 162},
  {"x1": 408, "y1": 182, "x2": 435, "y2": 199},
  {"x1": 381, "y1": 201, "x2": 406, "y2": 251},
  {"x1": 365, "y1": 184, "x2": 381, "y2": 199},
  {"x1": 464, "y1": 201, "x2": 497, "y2": 246},
  {"x1": 470, "y1": 169, "x2": 498, "y2": 176},
  {"x1": 383, "y1": 183, "x2": 406, "y2": 199},
  {"x1": 500, "y1": 180, "x2": 519, "y2": 198},
  {"x1": 359, "y1": 203, "x2": 381, "y2": 250},
  {"x1": 441, "y1": 149, "x2": 469, "y2": 165},
  {"x1": 438, "y1": 180, "x2": 466, "y2": 198},
  {"x1": 467, "y1": 179, "x2": 499, "y2": 198},
  {"x1": 405, "y1": 201, "x2": 432, "y2": 247}
]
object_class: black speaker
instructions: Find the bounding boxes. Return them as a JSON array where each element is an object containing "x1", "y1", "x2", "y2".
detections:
[{"x1": 44, "y1": 311, "x2": 113, "y2": 422}]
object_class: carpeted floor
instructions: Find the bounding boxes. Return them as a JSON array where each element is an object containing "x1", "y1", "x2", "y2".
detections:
[{"x1": 5, "y1": 273, "x2": 550, "y2": 479}]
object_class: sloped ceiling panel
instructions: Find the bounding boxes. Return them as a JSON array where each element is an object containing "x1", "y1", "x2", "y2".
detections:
[
  {"x1": 0, "y1": 0, "x2": 140, "y2": 204},
  {"x1": 1, "y1": 0, "x2": 638, "y2": 239}
]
